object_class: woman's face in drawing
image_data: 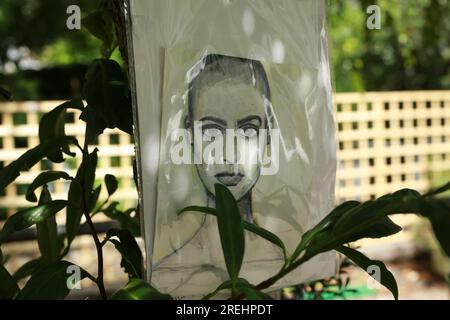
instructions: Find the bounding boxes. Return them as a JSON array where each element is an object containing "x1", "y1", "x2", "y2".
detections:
[{"x1": 190, "y1": 79, "x2": 268, "y2": 201}]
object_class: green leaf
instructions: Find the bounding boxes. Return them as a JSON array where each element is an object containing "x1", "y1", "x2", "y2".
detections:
[
  {"x1": 291, "y1": 200, "x2": 404, "y2": 265},
  {"x1": 106, "y1": 229, "x2": 142, "y2": 279},
  {"x1": 179, "y1": 206, "x2": 286, "y2": 258},
  {"x1": 105, "y1": 174, "x2": 118, "y2": 196},
  {"x1": 82, "y1": 149, "x2": 98, "y2": 202},
  {"x1": 82, "y1": 10, "x2": 115, "y2": 57},
  {"x1": 26, "y1": 171, "x2": 72, "y2": 202},
  {"x1": 39, "y1": 100, "x2": 83, "y2": 162},
  {"x1": 0, "y1": 201, "x2": 67, "y2": 243},
  {"x1": 66, "y1": 149, "x2": 98, "y2": 243},
  {"x1": 112, "y1": 279, "x2": 172, "y2": 300},
  {"x1": 214, "y1": 183, "x2": 245, "y2": 292},
  {"x1": 13, "y1": 258, "x2": 43, "y2": 281},
  {"x1": 424, "y1": 181, "x2": 450, "y2": 198},
  {"x1": 81, "y1": 59, "x2": 133, "y2": 143},
  {"x1": 15, "y1": 261, "x2": 88, "y2": 300},
  {"x1": 342, "y1": 216, "x2": 402, "y2": 243},
  {"x1": 80, "y1": 104, "x2": 107, "y2": 144},
  {"x1": 327, "y1": 189, "x2": 450, "y2": 260},
  {"x1": 102, "y1": 203, "x2": 140, "y2": 237},
  {"x1": 0, "y1": 137, "x2": 76, "y2": 193},
  {"x1": 36, "y1": 186, "x2": 60, "y2": 263},
  {"x1": 333, "y1": 189, "x2": 422, "y2": 238},
  {"x1": 0, "y1": 265, "x2": 19, "y2": 299},
  {"x1": 420, "y1": 199, "x2": 450, "y2": 257},
  {"x1": 65, "y1": 180, "x2": 83, "y2": 246},
  {"x1": 291, "y1": 201, "x2": 360, "y2": 261},
  {"x1": 179, "y1": 206, "x2": 218, "y2": 216},
  {"x1": 88, "y1": 185, "x2": 102, "y2": 213},
  {"x1": 122, "y1": 208, "x2": 141, "y2": 237},
  {"x1": 337, "y1": 245, "x2": 398, "y2": 300}
]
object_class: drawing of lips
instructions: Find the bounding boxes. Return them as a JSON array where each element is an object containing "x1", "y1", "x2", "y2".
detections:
[{"x1": 215, "y1": 172, "x2": 244, "y2": 186}]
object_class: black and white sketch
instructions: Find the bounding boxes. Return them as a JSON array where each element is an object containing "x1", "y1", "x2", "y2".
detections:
[
  {"x1": 185, "y1": 54, "x2": 275, "y2": 223},
  {"x1": 129, "y1": 0, "x2": 337, "y2": 298}
]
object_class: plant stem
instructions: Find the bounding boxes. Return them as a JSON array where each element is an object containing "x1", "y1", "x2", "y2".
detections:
[
  {"x1": 83, "y1": 208, "x2": 107, "y2": 300},
  {"x1": 80, "y1": 140, "x2": 107, "y2": 300},
  {"x1": 235, "y1": 255, "x2": 311, "y2": 300}
]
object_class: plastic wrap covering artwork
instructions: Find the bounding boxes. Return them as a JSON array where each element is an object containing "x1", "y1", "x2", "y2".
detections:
[{"x1": 128, "y1": 0, "x2": 338, "y2": 298}]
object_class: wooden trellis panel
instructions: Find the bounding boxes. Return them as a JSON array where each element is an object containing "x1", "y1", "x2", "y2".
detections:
[
  {"x1": 335, "y1": 90, "x2": 450, "y2": 203},
  {"x1": 0, "y1": 101, "x2": 137, "y2": 216}
]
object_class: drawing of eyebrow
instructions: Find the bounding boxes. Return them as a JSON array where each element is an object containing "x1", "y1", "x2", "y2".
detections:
[
  {"x1": 199, "y1": 116, "x2": 227, "y2": 126},
  {"x1": 237, "y1": 115, "x2": 262, "y2": 127}
]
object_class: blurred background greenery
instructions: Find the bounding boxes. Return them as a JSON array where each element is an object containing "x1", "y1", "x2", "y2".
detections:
[
  {"x1": 0, "y1": 0, "x2": 449, "y2": 100},
  {"x1": 328, "y1": 0, "x2": 450, "y2": 92},
  {"x1": 0, "y1": 0, "x2": 121, "y2": 100}
]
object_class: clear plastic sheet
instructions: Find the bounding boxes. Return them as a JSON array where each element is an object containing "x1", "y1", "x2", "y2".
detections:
[{"x1": 128, "y1": 0, "x2": 338, "y2": 298}]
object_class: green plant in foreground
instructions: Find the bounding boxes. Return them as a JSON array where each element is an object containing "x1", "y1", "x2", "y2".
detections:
[
  {"x1": 177, "y1": 183, "x2": 450, "y2": 300},
  {"x1": 0, "y1": 1, "x2": 144, "y2": 300}
]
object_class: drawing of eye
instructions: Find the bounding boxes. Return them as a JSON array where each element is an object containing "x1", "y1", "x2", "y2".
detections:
[
  {"x1": 238, "y1": 125, "x2": 258, "y2": 139},
  {"x1": 202, "y1": 126, "x2": 223, "y2": 140}
]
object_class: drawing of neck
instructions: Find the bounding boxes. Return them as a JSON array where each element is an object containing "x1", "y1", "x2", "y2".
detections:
[{"x1": 206, "y1": 191, "x2": 254, "y2": 224}]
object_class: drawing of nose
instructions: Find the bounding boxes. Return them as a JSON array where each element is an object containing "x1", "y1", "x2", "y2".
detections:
[{"x1": 223, "y1": 131, "x2": 238, "y2": 164}]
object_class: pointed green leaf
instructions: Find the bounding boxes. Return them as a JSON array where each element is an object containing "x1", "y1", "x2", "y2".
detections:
[
  {"x1": 66, "y1": 149, "x2": 98, "y2": 245},
  {"x1": 337, "y1": 245, "x2": 398, "y2": 300},
  {"x1": 179, "y1": 206, "x2": 217, "y2": 216},
  {"x1": 82, "y1": 10, "x2": 115, "y2": 56},
  {"x1": 333, "y1": 189, "x2": 422, "y2": 238},
  {"x1": 26, "y1": 171, "x2": 72, "y2": 202},
  {"x1": 88, "y1": 185, "x2": 102, "y2": 213},
  {"x1": 105, "y1": 174, "x2": 118, "y2": 196},
  {"x1": 39, "y1": 101, "x2": 83, "y2": 162},
  {"x1": 15, "y1": 261, "x2": 88, "y2": 300},
  {"x1": 424, "y1": 181, "x2": 450, "y2": 198},
  {"x1": 214, "y1": 183, "x2": 245, "y2": 291},
  {"x1": 13, "y1": 258, "x2": 43, "y2": 281},
  {"x1": 0, "y1": 201, "x2": 67, "y2": 243},
  {"x1": 106, "y1": 229, "x2": 142, "y2": 279},
  {"x1": 82, "y1": 149, "x2": 98, "y2": 202},
  {"x1": 36, "y1": 186, "x2": 60, "y2": 263},
  {"x1": 102, "y1": 203, "x2": 140, "y2": 237},
  {"x1": 0, "y1": 137, "x2": 76, "y2": 193},
  {"x1": 80, "y1": 104, "x2": 107, "y2": 144},
  {"x1": 81, "y1": 59, "x2": 133, "y2": 142},
  {"x1": 65, "y1": 179, "x2": 83, "y2": 246},
  {"x1": 291, "y1": 201, "x2": 360, "y2": 261},
  {"x1": 342, "y1": 216, "x2": 402, "y2": 243},
  {"x1": 112, "y1": 279, "x2": 172, "y2": 300}
]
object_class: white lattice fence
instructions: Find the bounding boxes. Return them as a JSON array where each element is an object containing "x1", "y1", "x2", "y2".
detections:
[
  {"x1": 0, "y1": 101, "x2": 137, "y2": 216},
  {"x1": 335, "y1": 90, "x2": 450, "y2": 203}
]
